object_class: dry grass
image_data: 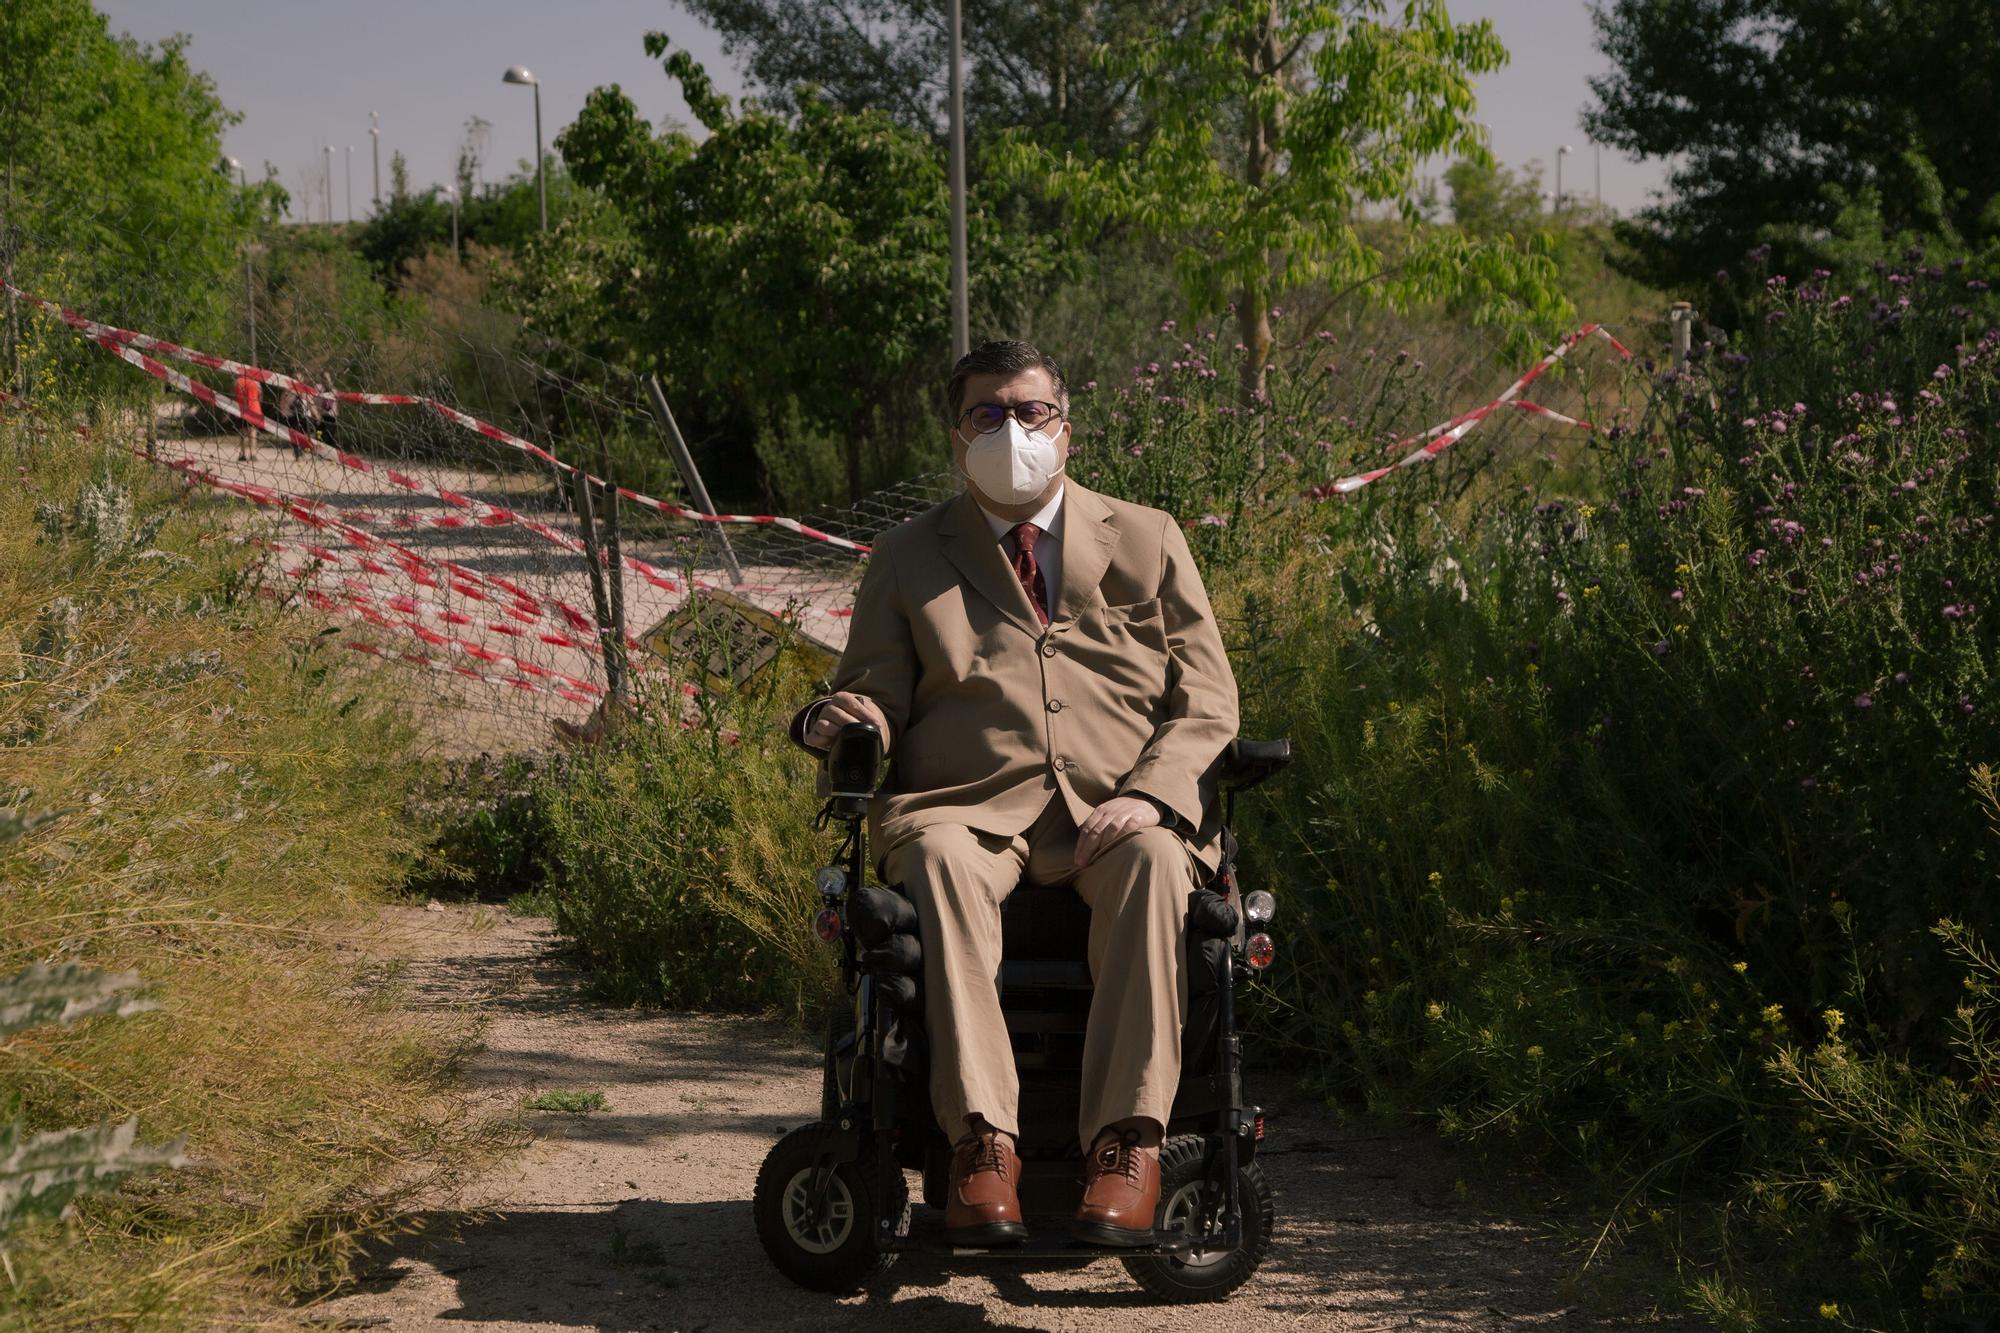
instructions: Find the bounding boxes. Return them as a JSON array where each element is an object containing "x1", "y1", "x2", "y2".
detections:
[{"x1": 0, "y1": 422, "x2": 496, "y2": 1328}]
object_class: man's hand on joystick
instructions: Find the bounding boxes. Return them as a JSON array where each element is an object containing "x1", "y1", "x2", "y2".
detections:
[{"x1": 807, "y1": 690, "x2": 890, "y2": 753}]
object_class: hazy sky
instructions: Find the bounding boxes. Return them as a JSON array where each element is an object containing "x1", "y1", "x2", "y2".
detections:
[{"x1": 92, "y1": 0, "x2": 1671, "y2": 223}]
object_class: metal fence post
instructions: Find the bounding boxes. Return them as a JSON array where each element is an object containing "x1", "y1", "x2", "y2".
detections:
[
  {"x1": 643, "y1": 372, "x2": 743, "y2": 586},
  {"x1": 1669, "y1": 301, "x2": 1694, "y2": 370},
  {"x1": 600, "y1": 446, "x2": 628, "y2": 704},
  {"x1": 573, "y1": 469, "x2": 624, "y2": 703}
]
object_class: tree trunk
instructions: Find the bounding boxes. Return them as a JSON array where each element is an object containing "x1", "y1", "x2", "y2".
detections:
[
  {"x1": 1235, "y1": 0, "x2": 1284, "y2": 407},
  {"x1": 1236, "y1": 278, "x2": 1272, "y2": 404},
  {"x1": 844, "y1": 408, "x2": 866, "y2": 505}
]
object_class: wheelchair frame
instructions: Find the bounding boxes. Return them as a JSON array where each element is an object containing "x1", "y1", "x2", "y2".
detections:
[{"x1": 759, "y1": 722, "x2": 1291, "y2": 1295}]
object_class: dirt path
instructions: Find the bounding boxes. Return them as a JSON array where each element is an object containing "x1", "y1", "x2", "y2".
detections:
[{"x1": 312, "y1": 905, "x2": 1698, "y2": 1332}]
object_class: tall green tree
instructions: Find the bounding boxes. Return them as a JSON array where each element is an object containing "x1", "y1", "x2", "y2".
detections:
[
  {"x1": 553, "y1": 33, "x2": 1060, "y2": 504},
  {"x1": 675, "y1": 0, "x2": 1183, "y2": 159},
  {"x1": 1586, "y1": 0, "x2": 2000, "y2": 292},
  {"x1": 1016, "y1": 0, "x2": 1566, "y2": 401},
  {"x1": 0, "y1": 0, "x2": 249, "y2": 374}
]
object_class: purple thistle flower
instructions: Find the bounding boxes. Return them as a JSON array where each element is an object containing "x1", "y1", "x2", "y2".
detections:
[
  {"x1": 1651, "y1": 639, "x2": 1671, "y2": 658},
  {"x1": 1853, "y1": 693, "x2": 1873, "y2": 710}
]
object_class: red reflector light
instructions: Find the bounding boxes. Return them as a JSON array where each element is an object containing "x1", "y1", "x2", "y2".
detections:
[
  {"x1": 1246, "y1": 932, "x2": 1275, "y2": 970},
  {"x1": 813, "y1": 907, "x2": 842, "y2": 943},
  {"x1": 1255, "y1": 1113, "x2": 1266, "y2": 1141}
]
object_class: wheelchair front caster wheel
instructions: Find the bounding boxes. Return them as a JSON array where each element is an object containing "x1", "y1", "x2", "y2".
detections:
[
  {"x1": 753, "y1": 1124, "x2": 906, "y2": 1292},
  {"x1": 1122, "y1": 1134, "x2": 1275, "y2": 1303}
]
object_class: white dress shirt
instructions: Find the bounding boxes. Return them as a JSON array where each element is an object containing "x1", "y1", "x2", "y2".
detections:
[{"x1": 980, "y1": 484, "x2": 1065, "y2": 620}]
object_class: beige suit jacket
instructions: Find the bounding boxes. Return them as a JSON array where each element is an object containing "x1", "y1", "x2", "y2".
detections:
[{"x1": 821, "y1": 481, "x2": 1239, "y2": 868}]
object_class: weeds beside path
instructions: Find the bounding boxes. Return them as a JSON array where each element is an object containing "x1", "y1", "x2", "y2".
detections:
[{"x1": 319, "y1": 902, "x2": 1702, "y2": 1332}]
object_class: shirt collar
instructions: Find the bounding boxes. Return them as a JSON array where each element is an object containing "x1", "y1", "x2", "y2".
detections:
[{"x1": 981, "y1": 483, "x2": 1066, "y2": 543}]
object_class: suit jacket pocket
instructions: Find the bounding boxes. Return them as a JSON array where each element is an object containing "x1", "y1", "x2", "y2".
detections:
[
  {"x1": 1076, "y1": 598, "x2": 1170, "y2": 698},
  {"x1": 1095, "y1": 597, "x2": 1165, "y2": 629}
]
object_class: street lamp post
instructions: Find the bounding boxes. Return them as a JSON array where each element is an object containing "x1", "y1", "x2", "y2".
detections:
[
  {"x1": 502, "y1": 66, "x2": 547, "y2": 233},
  {"x1": 222, "y1": 156, "x2": 256, "y2": 367},
  {"x1": 345, "y1": 145, "x2": 354, "y2": 222},
  {"x1": 1556, "y1": 144, "x2": 1573, "y2": 215},
  {"x1": 322, "y1": 144, "x2": 334, "y2": 224},
  {"x1": 370, "y1": 111, "x2": 381, "y2": 208},
  {"x1": 945, "y1": 0, "x2": 969, "y2": 359}
]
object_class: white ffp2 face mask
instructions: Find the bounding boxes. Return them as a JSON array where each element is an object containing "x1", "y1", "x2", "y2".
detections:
[{"x1": 961, "y1": 417, "x2": 1064, "y2": 506}]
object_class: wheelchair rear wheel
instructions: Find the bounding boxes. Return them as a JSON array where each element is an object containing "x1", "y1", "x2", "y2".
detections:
[
  {"x1": 1122, "y1": 1134, "x2": 1275, "y2": 1303},
  {"x1": 753, "y1": 1124, "x2": 905, "y2": 1292}
]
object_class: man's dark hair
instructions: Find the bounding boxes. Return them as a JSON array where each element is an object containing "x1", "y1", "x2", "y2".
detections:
[{"x1": 945, "y1": 339, "x2": 1068, "y2": 421}]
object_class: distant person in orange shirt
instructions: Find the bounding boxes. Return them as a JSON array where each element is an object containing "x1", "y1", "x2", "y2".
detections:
[{"x1": 233, "y1": 373, "x2": 261, "y2": 461}]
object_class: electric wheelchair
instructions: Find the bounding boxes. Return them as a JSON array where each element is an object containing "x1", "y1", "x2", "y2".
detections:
[{"x1": 753, "y1": 721, "x2": 1291, "y2": 1302}]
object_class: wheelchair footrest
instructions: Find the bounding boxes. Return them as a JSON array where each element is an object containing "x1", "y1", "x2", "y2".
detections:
[{"x1": 892, "y1": 1207, "x2": 1200, "y2": 1259}]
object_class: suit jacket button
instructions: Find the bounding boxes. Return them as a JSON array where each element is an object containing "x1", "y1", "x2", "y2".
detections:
[
  {"x1": 1041, "y1": 641, "x2": 1057, "y2": 657},
  {"x1": 1052, "y1": 757, "x2": 1067, "y2": 772},
  {"x1": 1046, "y1": 699, "x2": 1062, "y2": 713}
]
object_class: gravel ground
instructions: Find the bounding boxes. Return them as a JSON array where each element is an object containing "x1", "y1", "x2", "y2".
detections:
[{"x1": 310, "y1": 905, "x2": 1702, "y2": 1333}]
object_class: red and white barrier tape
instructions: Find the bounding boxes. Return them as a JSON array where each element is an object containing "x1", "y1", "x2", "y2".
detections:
[
  {"x1": 341, "y1": 640, "x2": 733, "y2": 740},
  {"x1": 261, "y1": 539, "x2": 654, "y2": 661},
  {"x1": 158, "y1": 455, "x2": 617, "y2": 638},
  {"x1": 341, "y1": 638, "x2": 603, "y2": 705},
  {"x1": 1308, "y1": 324, "x2": 1632, "y2": 498},
  {"x1": 89, "y1": 333, "x2": 713, "y2": 596},
  {"x1": 6, "y1": 282, "x2": 872, "y2": 555}
]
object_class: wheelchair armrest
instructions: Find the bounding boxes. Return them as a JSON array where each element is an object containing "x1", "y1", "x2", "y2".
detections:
[{"x1": 1219, "y1": 737, "x2": 1291, "y2": 792}]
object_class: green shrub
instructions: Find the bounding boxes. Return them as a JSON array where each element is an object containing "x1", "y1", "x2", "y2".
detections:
[
  {"x1": 1224, "y1": 262, "x2": 1998, "y2": 1324},
  {"x1": 531, "y1": 698, "x2": 837, "y2": 1022},
  {"x1": 406, "y1": 752, "x2": 552, "y2": 901}
]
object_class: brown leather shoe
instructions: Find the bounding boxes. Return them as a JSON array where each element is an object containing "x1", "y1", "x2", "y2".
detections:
[
  {"x1": 1072, "y1": 1129, "x2": 1161, "y2": 1247},
  {"x1": 943, "y1": 1129, "x2": 1028, "y2": 1246}
]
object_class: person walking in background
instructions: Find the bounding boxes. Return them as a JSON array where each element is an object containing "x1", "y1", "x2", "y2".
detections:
[
  {"x1": 294, "y1": 375, "x2": 321, "y2": 458},
  {"x1": 318, "y1": 372, "x2": 340, "y2": 450},
  {"x1": 233, "y1": 371, "x2": 261, "y2": 461}
]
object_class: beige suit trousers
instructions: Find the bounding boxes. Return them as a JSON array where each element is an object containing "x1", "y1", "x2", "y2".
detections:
[{"x1": 884, "y1": 798, "x2": 1197, "y2": 1150}]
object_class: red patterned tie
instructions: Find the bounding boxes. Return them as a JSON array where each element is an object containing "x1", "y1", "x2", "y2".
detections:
[{"x1": 1010, "y1": 522, "x2": 1050, "y2": 626}]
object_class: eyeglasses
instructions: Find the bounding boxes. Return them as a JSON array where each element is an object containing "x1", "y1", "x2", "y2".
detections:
[{"x1": 956, "y1": 399, "x2": 1064, "y2": 435}]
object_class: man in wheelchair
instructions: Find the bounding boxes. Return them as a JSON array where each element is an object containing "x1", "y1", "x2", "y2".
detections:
[{"x1": 799, "y1": 338, "x2": 1239, "y2": 1250}]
